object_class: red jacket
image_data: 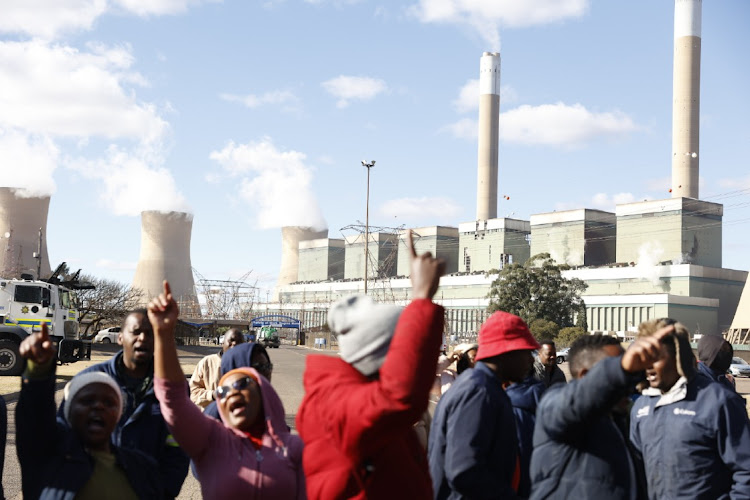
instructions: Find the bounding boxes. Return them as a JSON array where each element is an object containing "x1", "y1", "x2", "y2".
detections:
[{"x1": 297, "y1": 299, "x2": 445, "y2": 499}]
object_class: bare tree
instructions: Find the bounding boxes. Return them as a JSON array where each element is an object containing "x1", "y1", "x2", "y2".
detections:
[{"x1": 73, "y1": 274, "x2": 144, "y2": 336}]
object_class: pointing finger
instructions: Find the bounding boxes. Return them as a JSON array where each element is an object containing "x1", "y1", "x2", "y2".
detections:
[
  {"x1": 406, "y1": 230, "x2": 417, "y2": 259},
  {"x1": 40, "y1": 322, "x2": 49, "y2": 342},
  {"x1": 163, "y1": 280, "x2": 172, "y2": 298}
]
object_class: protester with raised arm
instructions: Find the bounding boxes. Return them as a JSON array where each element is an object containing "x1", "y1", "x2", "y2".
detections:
[
  {"x1": 296, "y1": 230, "x2": 446, "y2": 499},
  {"x1": 529, "y1": 330, "x2": 674, "y2": 499},
  {"x1": 150, "y1": 281, "x2": 305, "y2": 499},
  {"x1": 17, "y1": 324, "x2": 162, "y2": 499},
  {"x1": 57, "y1": 308, "x2": 189, "y2": 498}
]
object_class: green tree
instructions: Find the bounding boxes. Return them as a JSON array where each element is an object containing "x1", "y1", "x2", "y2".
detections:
[
  {"x1": 529, "y1": 319, "x2": 560, "y2": 340},
  {"x1": 556, "y1": 326, "x2": 589, "y2": 347},
  {"x1": 487, "y1": 253, "x2": 588, "y2": 328},
  {"x1": 575, "y1": 301, "x2": 588, "y2": 331}
]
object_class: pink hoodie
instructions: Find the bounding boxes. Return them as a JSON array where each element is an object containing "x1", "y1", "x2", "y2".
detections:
[{"x1": 155, "y1": 369, "x2": 305, "y2": 499}]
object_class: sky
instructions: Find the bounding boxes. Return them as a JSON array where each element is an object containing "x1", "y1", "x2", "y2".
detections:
[{"x1": 1, "y1": 0, "x2": 749, "y2": 300}]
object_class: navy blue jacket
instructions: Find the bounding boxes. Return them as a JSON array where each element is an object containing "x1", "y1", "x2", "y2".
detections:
[
  {"x1": 506, "y1": 377, "x2": 545, "y2": 498},
  {"x1": 630, "y1": 374, "x2": 750, "y2": 499},
  {"x1": 18, "y1": 367, "x2": 163, "y2": 499},
  {"x1": 58, "y1": 351, "x2": 189, "y2": 498},
  {"x1": 530, "y1": 355, "x2": 643, "y2": 500},
  {"x1": 429, "y1": 361, "x2": 520, "y2": 499},
  {"x1": 697, "y1": 360, "x2": 736, "y2": 391}
]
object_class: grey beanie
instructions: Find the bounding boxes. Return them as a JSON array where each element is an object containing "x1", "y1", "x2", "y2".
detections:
[
  {"x1": 63, "y1": 372, "x2": 123, "y2": 424},
  {"x1": 329, "y1": 295, "x2": 403, "y2": 376}
]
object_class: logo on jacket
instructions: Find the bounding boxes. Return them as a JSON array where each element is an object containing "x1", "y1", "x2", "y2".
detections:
[
  {"x1": 636, "y1": 406, "x2": 649, "y2": 418},
  {"x1": 673, "y1": 408, "x2": 696, "y2": 416}
]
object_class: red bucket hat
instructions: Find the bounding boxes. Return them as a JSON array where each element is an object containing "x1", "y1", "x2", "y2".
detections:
[{"x1": 475, "y1": 311, "x2": 540, "y2": 361}]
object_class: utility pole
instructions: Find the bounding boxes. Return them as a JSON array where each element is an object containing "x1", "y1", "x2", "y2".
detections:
[{"x1": 361, "y1": 160, "x2": 375, "y2": 294}]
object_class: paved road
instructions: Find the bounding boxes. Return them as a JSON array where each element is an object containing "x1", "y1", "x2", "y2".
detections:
[{"x1": 0, "y1": 343, "x2": 334, "y2": 500}]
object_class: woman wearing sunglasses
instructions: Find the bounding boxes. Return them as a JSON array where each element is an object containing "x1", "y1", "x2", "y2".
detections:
[{"x1": 150, "y1": 281, "x2": 305, "y2": 499}]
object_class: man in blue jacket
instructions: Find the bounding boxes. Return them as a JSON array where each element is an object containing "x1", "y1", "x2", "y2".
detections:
[
  {"x1": 529, "y1": 330, "x2": 666, "y2": 499},
  {"x1": 429, "y1": 311, "x2": 539, "y2": 499},
  {"x1": 631, "y1": 318, "x2": 750, "y2": 499},
  {"x1": 58, "y1": 308, "x2": 189, "y2": 498}
]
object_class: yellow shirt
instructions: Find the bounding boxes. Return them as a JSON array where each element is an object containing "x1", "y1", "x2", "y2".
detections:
[{"x1": 74, "y1": 450, "x2": 138, "y2": 500}]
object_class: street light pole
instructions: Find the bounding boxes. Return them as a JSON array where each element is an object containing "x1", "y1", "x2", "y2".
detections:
[{"x1": 361, "y1": 160, "x2": 375, "y2": 294}]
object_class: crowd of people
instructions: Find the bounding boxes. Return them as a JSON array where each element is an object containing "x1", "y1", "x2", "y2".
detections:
[{"x1": 6, "y1": 229, "x2": 750, "y2": 499}]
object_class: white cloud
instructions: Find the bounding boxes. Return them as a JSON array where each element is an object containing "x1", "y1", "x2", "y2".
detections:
[
  {"x1": 409, "y1": 0, "x2": 589, "y2": 49},
  {"x1": 443, "y1": 102, "x2": 638, "y2": 146},
  {"x1": 453, "y1": 79, "x2": 517, "y2": 113},
  {"x1": 209, "y1": 137, "x2": 326, "y2": 230},
  {"x1": 66, "y1": 145, "x2": 190, "y2": 216},
  {"x1": 321, "y1": 75, "x2": 388, "y2": 108},
  {"x1": 0, "y1": 40, "x2": 167, "y2": 144},
  {"x1": 441, "y1": 118, "x2": 477, "y2": 140},
  {"x1": 590, "y1": 192, "x2": 637, "y2": 211},
  {"x1": 380, "y1": 196, "x2": 462, "y2": 223},
  {"x1": 220, "y1": 90, "x2": 298, "y2": 109},
  {"x1": 499, "y1": 102, "x2": 638, "y2": 147},
  {"x1": 0, "y1": 0, "x2": 217, "y2": 39},
  {"x1": 111, "y1": 0, "x2": 221, "y2": 17},
  {"x1": 0, "y1": 129, "x2": 59, "y2": 197}
]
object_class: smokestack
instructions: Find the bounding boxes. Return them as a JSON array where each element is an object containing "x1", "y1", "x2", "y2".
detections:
[
  {"x1": 0, "y1": 187, "x2": 51, "y2": 279},
  {"x1": 277, "y1": 226, "x2": 328, "y2": 288},
  {"x1": 476, "y1": 51, "x2": 501, "y2": 221},
  {"x1": 131, "y1": 211, "x2": 199, "y2": 315},
  {"x1": 671, "y1": 0, "x2": 701, "y2": 199}
]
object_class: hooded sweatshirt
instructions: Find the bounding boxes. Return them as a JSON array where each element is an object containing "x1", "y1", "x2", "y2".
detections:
[
  {"x1": 204, "y1": 343, "x2": 263, "y2": 420},
  {"x1": 697, "y1": 335, "x2": 735, "y2": 391},
  {"x1": 155, "y1": 368, "x2": 305, "y2": 499}
]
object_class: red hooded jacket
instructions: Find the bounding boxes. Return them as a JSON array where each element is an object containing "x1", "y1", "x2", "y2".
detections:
[{"x1": 296, "y1": 299, "x2": 444, "y2": 499}]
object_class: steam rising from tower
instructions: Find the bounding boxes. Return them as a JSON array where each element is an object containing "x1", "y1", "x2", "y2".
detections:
[
  {"x1": 476, "y1": 51, "x2": 501, "y2": 221},
  {"x1": 671, "y1": 0, "x2": 702, "y2": 199},
  {"x1": 131, "y1": 211, "x2": 199, "y2": 314},
  {"x1": 0, "y1": 187, "x2": 51, "y2": 278},
  {"x1": 277, "y1": 226, "x2": 328, "y2": 289}
]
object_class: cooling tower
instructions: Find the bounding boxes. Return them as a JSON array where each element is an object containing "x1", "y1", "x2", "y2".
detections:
[
  {"x1": 476, "y1": 51, "x2": 501, "y2": 221},
  {"x1": 278, "y1": 226, "x2": 328, "y2": 288},
  {"x1": 0, "y1": 187, "x2": 51, "y2": 279},
  {"x1": 671, "y1": 0, "x2": 701, "y2": 199},
  {"x1": 131, "y1": 211, "x2": 198, "y2": 313}
]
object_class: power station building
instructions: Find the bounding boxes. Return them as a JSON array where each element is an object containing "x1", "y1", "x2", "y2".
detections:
[{"x1": 272, "y1": 1, "x2": 749, "y2": 341}]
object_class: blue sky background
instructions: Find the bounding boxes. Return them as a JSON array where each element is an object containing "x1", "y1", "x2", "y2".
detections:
[{"x1": 1, "y1": 0, "x2": 749, "y2": 298}]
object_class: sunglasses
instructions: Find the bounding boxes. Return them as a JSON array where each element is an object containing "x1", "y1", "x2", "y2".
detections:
[{"x1": 214, "y1": 376, "x2": 256, "y2": 401}]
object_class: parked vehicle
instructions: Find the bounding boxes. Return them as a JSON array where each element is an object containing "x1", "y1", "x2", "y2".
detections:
[
  {"x1": 556, "y1": 348, "x2": 570, "y2": 364},
  {"x1": 258, "y1": 326, "x2": 281, "y2": 348},
  {"x1": 93, "y1": 326, "x2": 120, "y2": 344},
  {"x1": 729, "y1": 357, "x2": 750, "y2": 378},
  {"x1": 0, "y1": 269, "x2": 93, "y2": 375}
]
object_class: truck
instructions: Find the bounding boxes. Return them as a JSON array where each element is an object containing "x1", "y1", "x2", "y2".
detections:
[
  {"x1": 258, "y1": 326, "x2": 280, "y2": 348},
  {"x1": 0, "y1": 269, "x2": 94, "y2": 376}
]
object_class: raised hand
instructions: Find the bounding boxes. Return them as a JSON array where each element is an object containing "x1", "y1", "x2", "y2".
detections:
[
  {"x1": 19, "y1": 322, "x2": 56, "y2": 365},
  {"x1": 407, "y1": 229, "x2": 446, "y2": 300},
  {"x1": 147, "y1": 280, "x2": 180, "y2": 335},
  {"x1": 621, "y1": 324, "x2": 675, "y2": 373}
]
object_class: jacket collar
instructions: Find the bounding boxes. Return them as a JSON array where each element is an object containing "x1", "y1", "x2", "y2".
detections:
[{"x1": 642, "y1": 376, "x2": 688, "y2": 407}]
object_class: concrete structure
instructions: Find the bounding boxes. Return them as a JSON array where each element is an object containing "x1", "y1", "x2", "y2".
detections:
[
  {"x1": 275, "y1": 263, "x2": 746, "y2": 339},
  {"x1": 530, "y1": 209, "x2": 616, "y2": 267},
  {"x1": 298, "y1": 238, "x2": 345, "y2": 282},
  {"x1": 131, "y1": 211, "x2": 199, "y2": 314},
  {"x1": 278, "y1": 226, "x2": 328, "y2": 288},
  {"x1": 344, "y1": 232, "x2": 398, "y2": 280},
  {"x1": 671, "y1": 0, "x2": 702, "y2": 199},
  {"x1": 727, "y1": 276, "x2": 750, "y2": 343},
  {"x1": 458, "y1": 218, "x2": 530, "y2": 272},
  {"x1": 397, "y1": 226, "x2": 459, "y2": 277},
  {"x1": 0, "y1": 187, "x2": 51, "y2": 279},
  {"x1": 476, "y1": 52, "x2": 501, "y2": 220},
  {"x1": 616, "y1": 197, "x2": 721, "y2": 267}
]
